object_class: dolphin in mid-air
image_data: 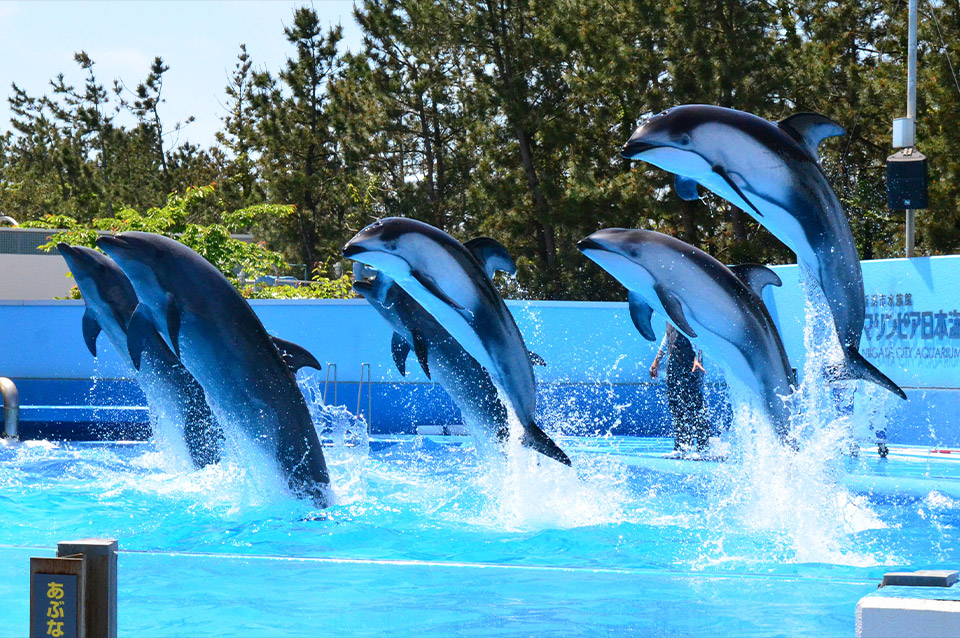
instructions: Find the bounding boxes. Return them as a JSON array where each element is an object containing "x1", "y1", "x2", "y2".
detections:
[
  {"x1": 621, "y1": 104, "x2": 905, "y2": 400},
  {"x1": 579, "y1": 228, "x2": 797, "y2": 436},
  {"x1": 58, "y1": 244, "x2": 223, "y2": 467},
  {"x1": 343, "y1": 218, "x2": 570, "y2": 466},
  {"x1": 97, "y1": 232, "x2": 331, "y2": 507},
  {"x1": 352, "y1": 252, "x2": 569, "y2": 465}
]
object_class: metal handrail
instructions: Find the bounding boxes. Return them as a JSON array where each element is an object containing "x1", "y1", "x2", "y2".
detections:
[
  {"x1": 0, "y1": 215, "x2": 18, "y2": 226},
  {"x1": 323, "y1": 363, "x2": 338, "y2": 405},
  {"x1": 357, "y1": 363, "x2": 372, "y2": 430},
  {"x1": 0, "y1": 377, "x2": 19, "y2": 439}
]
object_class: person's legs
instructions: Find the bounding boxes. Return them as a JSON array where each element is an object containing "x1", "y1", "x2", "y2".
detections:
[
  {"x1": 667, "y1": 373, "x2": 692, "y2": 450},
  {"x1": 687, "y1": 371, "x2": 709, "y2": 451}
]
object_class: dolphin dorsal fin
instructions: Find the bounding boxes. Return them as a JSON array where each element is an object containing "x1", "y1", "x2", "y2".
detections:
[
  {"x1": 627, "y1": 292, "x2": 657, "y2": 342},
  {"x1": 729, "y1": 263, "x2": 782, "y2": 300},
  {"x1": 82, "y1": 309, "x2": 101, "y2": 357},
  {"x1": 653, "y1": 282, "x2": 697, "y2": 339},
  {"x1": 391, "y1": 332, "x2": 411, "y2": 376},
  {"x1": 270, "y1": 336, "x2": 322, "y2": 372},
  {"x1": 674, "y1": 175, "x2": 700, "y2": 202},
  {"x1": 464, "y1": 237, "x2": 517, "y2": 278},
  {"x1": 778, "y1": 113, "x2": 845, "y2": 163}
]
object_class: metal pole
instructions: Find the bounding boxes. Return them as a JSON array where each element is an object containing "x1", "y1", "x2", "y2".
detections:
[
  {"x1": 906, "y1": 0, "x2": 918, "y2": 257},
  {"x1": 0, "y1": 377, "x2": 19, "y2": 439}
]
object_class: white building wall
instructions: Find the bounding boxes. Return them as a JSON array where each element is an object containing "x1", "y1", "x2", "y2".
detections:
[{"x1": 0, "y1": 254, "x2": 74, "y2": 300}]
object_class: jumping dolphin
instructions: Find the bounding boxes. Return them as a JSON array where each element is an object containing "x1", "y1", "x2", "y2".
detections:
[
  {"x1": 621, "y1": 104, "x2": 905, "y2": 399},
  {"x1": 58, "y1": 244, "x2": 223, "y2": 467},
  {"x1": 578, "y1": 228, "x2": 797, "y2": 436},
  {"x1": 96, "y1": 232, "x2": 331, "y2": 507},
  {"x1": 343, "y1": 218, "x2": 571, "y2": 466},
  {"x1": 352, "y1": 258, "x2": 569, "y2": 465}
]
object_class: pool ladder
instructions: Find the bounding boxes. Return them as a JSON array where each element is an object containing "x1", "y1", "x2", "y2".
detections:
[
  {"x1": 322, "y1": 364, "x2": 373, "y2": 430},
  {"x1": 0, "y1": 377, "x2": 19, "y2": 439}
]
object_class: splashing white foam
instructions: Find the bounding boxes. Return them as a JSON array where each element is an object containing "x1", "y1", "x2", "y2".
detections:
[
  {"x1": 470, "y1": 411, "x2": 630, "y2": 531},
  {"x1": 698, "y1": 269, "x2": 896, "y2": 567}
]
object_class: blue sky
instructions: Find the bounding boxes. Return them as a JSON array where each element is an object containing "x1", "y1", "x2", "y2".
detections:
[{"x1": 0, "y1": 1, "x2": 363, "y2": 148}]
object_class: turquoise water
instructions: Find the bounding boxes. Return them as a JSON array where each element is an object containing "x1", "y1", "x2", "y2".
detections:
[{"x1": 0, "y1": 426, "x2": 959, "y2": 637}]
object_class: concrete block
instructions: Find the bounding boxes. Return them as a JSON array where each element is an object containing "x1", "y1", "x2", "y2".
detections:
[
  {"x1": 858, "y1": 596, "x2": 960, "y2": 638},
  {"x1": 882, "y1": 570, "x2": 959, "y2": 588}
]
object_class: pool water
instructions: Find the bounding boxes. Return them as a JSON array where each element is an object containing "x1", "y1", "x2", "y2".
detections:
[{"x1": 1, "y1": 413, "x2": 959, "y2": 637}]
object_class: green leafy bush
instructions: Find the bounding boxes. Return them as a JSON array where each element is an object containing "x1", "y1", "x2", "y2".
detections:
[{"x1": 23, "y1": 185, "x2": 355, "y2": 299}]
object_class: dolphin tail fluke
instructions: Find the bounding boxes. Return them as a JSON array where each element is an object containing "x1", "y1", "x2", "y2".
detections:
[
  {"x1": 521, "y1": 423, "x2": 571, "y2": 466},
  {"x1": 845, "y1": 347, "x2": 907, "y2": 400}
]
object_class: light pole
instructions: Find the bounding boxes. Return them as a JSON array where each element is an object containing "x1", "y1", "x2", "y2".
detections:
[{"x1": 905, "y1": 0, "x2": 918, "y2": 258}]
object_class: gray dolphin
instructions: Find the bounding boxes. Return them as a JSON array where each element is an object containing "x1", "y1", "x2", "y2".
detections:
[
  {"x1": 96, "y1": 232, "x2": 331, "y2": 507},
  {"x1": 621, "y1": 104, "x2": 905, "y2": 399},
  {"x1": 58, "y1": 244, "x2": 223, "y2": 467},
  {"x1": 342, "y1": 218, "x2": 569, "y2": 464},
  {"x1": 352, "y1": 256, "x2": 569, "y2": 465},
  {"x1": 579, "y1": 228, "x2": 796, "y2": 436}
]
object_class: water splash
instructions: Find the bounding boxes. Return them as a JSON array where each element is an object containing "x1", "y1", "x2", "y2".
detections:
[
  {"x1": 299, "y1": 373, "x2": 370, "y2": 506},
  {"x1": 470, "y1": 411, "x2": 630, "y2": 531},
  {"x1": 697, "y1": 269, "x2": 892, "y2": 567}
]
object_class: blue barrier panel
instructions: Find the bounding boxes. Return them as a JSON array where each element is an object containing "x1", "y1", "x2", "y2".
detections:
[{"x1": 1, "y1": 255, "x2": 958, "y2": 444}]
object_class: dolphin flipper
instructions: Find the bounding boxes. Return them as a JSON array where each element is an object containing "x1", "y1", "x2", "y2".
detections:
[
  {"x1": 778, "y1": 113, "x2": 845, "y2": 163},
  {"x1": 165, "y1": 293, "x2": 182, "y2": 358},
  {"x1": 521, "y1": 422, "x2": 571, "y2": 466},
  {"x1": 81, "y1": 309, "x2": 101, "y2": 357},
  {"x1": 126, "y1": 304, "x2": 156, "y2": 370},
  {"x1": 653, "y1": 283, "x2": 697, "y2": 338},
  {"x1": 270, "y1": 336, "x2": 322, "y2": 372},
  {"x1": 844, "y1": 347, "x2": 907, "y2": 400},
  {"x1": 674, "y1": 175, "x2": 700, "y2": 202},
  {"x1": 528, "y1": 350, "x2": 546, "y2": 366},
  {"x1": 627, "y1": 292, "x2": 657, "y2": 341},
  {"x1": 411, "y1": 331, "x2": 431, "y2": 379},
  {"x1": 712, "y1": 165, "x2": 763, "y2": 218},
  {"x1": 729, "y1": 264, "x2": 782, "y2": 299},
  {"x1": 464, "y1": 237, "x2": 517, "y2": 278},
  {"x1": 412, "y1": 271, "x2": 465, "y2": 310},
  {"x1": 391, "y1": 332, "x2": 411, "y2": 376}
]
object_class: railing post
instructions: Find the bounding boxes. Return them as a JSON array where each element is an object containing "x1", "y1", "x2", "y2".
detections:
[
  {"x1": 357, "y1": 363, "x2": 372, "y2": 430},
  {"x1": 0, "y1": 377, "x2": 19, "y2": 440},
  {"x1": 323, "y1": 363, "x2": 338, "y2": 405},
  {"x1": 57, "y1": 539, "x2": 117, "y2": 638}
]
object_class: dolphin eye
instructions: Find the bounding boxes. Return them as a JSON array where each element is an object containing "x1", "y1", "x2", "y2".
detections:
[{"x1": 678, "y1": 133, "x2": 692, "y2": 146}]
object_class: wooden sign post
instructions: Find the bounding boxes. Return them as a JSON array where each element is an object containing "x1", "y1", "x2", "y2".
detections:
[
  {"x1": 58, "y1": 539, "x2": 118, "y2": 638},
  {"x1": 30, "y1": 555, "x2": 85, "y2": 638}
]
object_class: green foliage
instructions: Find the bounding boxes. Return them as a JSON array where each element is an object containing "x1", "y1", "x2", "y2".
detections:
[
  {"x1": 23, "y1": 185, "x2": 352, "y2": 299},
  {"x1": 240, "y1": 264, "x2": 355, "y2": 300}
]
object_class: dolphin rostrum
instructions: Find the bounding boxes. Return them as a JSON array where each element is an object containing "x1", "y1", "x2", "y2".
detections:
[
  {"x1": 352, "y1": 256, "x2": 569, "y2": 465},
  {"x1": 343, "y1": 218, "x2": 570, "y2": 466},
  {"x1": 97, "y1": 232, "x2": 331, "y2": 507},
  {"x1": 58, "y1": 244, "x2": 223, "y2": 467},
  {"x1": 579, "y1": 228, "x2": 797, "y2": 437},
  {"x1": 621, "y1": 104, "x2": 905, "y2": 399}
]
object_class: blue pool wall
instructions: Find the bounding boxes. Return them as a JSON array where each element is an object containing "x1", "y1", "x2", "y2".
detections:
[{"x1": 1, "y1": 255, "x2": 958, "y2": 445}]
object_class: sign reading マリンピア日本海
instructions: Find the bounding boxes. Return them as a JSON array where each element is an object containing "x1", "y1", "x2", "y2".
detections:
[{"x1": 861, "y1": 292, "x2": 960, "y2": 367}]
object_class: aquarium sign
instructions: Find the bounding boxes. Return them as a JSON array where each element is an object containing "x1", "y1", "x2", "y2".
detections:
[
  {"x1": 860, "y1": 289, "x2": 960, "y2": 364},
  {"x1": 30, "y1": 558, "x2": 81, "y2": 638}
]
